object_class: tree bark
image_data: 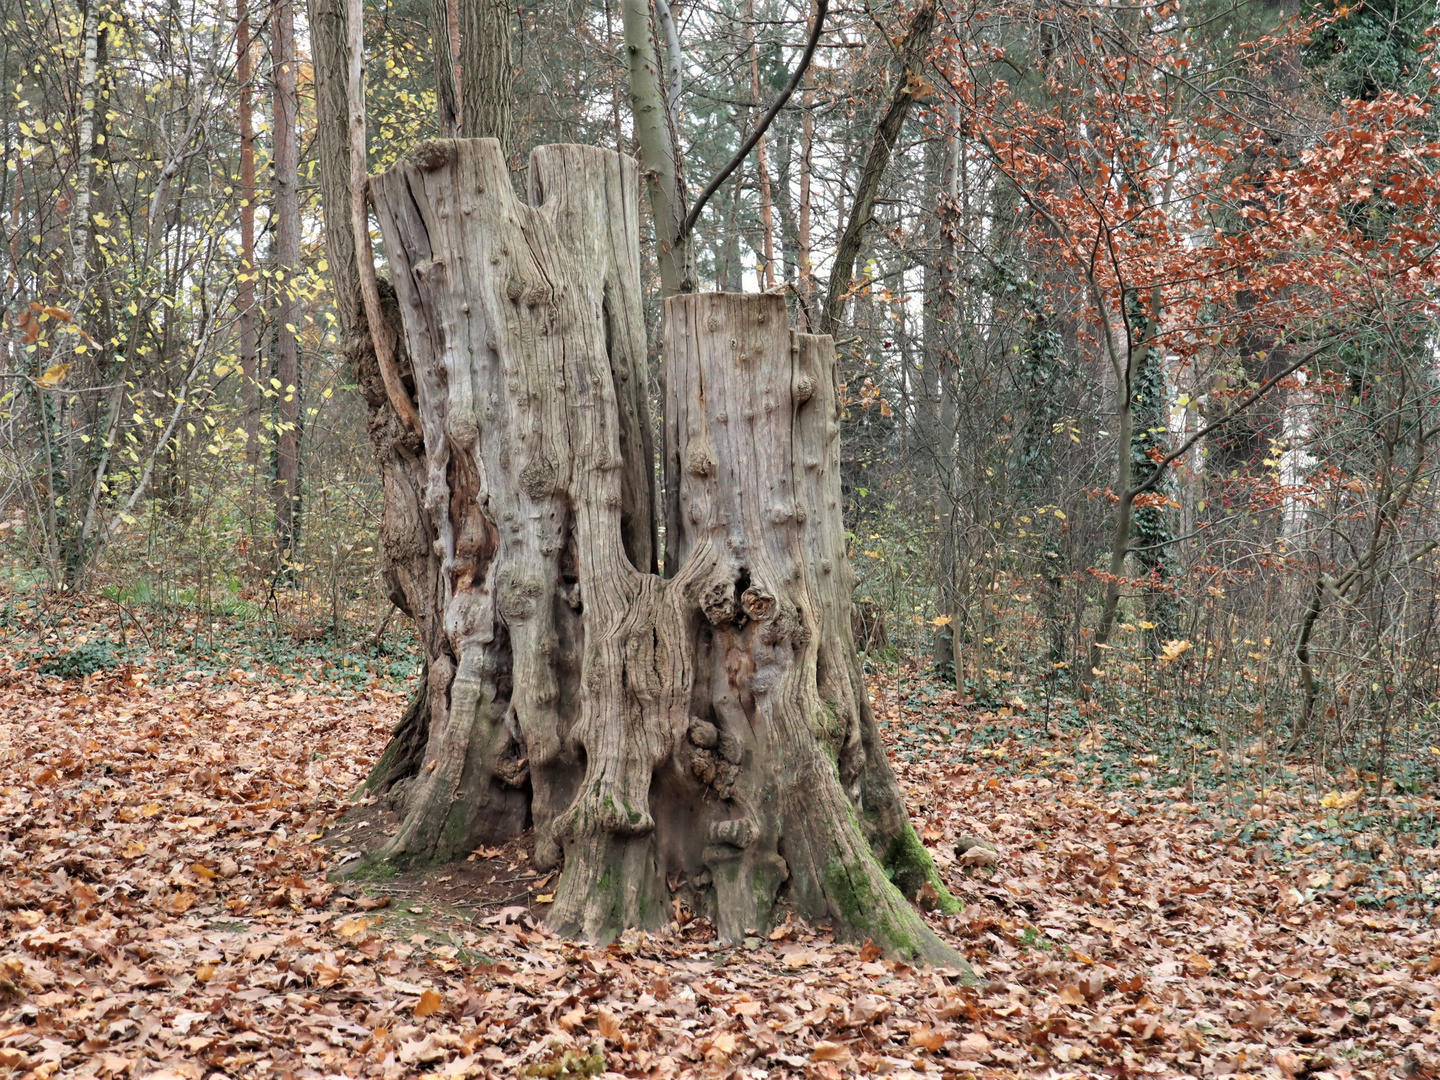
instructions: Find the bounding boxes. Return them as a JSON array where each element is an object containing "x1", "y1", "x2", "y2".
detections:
[
  {"x1": 273, "y1": 0, "x2": 303, "y2": 562},
  {"x1": 366, "y1": 139, "x2": 962, "y2": 963},
  {"x1": 432, "y1": 0, "x2": 462, "y2": 137},
  {"x1": 238, "y1": 0, "x2": 259, "y2": 471},
  {"x1": 746, "y1": 0, "x2": 775, "y2": 289},
  {"x1": 307, "y1": 0, "x2": 444, "y2": 789},
  {"x1": 459, "y1": 0, "x2": 512, "y2": 149},
  {"x1": 621, "y1": 0, "x2": 692, "y2": 296}
]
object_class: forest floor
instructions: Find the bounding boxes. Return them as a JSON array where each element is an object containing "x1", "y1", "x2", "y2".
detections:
[{"x1": 2, "y1": 599, "x2": 1440, "y2": 1079}]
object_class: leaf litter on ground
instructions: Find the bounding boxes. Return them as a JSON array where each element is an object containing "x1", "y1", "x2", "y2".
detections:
[{"x1": 1, "y1": 606, "x2": 1438, "y2": 1078}]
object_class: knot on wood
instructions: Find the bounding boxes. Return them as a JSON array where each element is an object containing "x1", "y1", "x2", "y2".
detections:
[
  {"x1": 689, "y1": 746, "x2": 741, "y2": 799},
  {"x1": 697, "y1": 577, "x2": 736, "y2": 626},
  {"x1": 497, "y1": 570, "x2": 545, "y2": 621},
  {"x1": 740, "y1": 587, "x2": 775, "y2": 622},
  {"x1": 408, "y1": 139, "x2": 455, "y2": 172},
  {"x1": 494, "y1": 754, "x2": 529, "y2": 789},
  {"x1": 794, "y1": 374, "x2": 817, "y2": 403},
  {"x1": 707, "y1": 818, "x2": 758, "y2": 849},
  {"x1": 446, "y1": 417, "x2": 478, "y2": 449},
  {"x1": 685, "y1": 440, "x2": 717, "y2": 478},
  {"x1": 688, "y1": 718, "x2": 719, "y2": 749},
  {"x1": 519, "y1": 456, "x2": 558, "y2": 498}
]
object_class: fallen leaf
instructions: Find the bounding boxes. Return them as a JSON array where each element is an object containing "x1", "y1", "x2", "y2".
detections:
[
  {"x1": 909, "y1": 1026, "x2": 946, "y2": 1052},
  {"x1": 335, "y1": 915, "x2": 377, "y2": 938},
  {"x1": 958, "y1": 1032, "x2": 992, "y2": 1059},
  {"x1": 1059, "y1": 984, "x2": 1087, "y2": 1006},
  {"x1": 811, "y1": 1041, "x2": 852, "y2": 1063},
  {"x1": 1274, "y1": 1049, "x2": 1302, "y2": 1078}
]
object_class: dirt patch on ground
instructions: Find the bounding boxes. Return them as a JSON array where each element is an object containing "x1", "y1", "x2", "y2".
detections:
[{"x1": 321, "y1": 803, "x2": 553, "y2": 918}]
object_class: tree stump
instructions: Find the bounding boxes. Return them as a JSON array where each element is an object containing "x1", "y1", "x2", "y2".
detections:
[{"x1": 367, "y1": 138, "x2": 962, "y2": 965}]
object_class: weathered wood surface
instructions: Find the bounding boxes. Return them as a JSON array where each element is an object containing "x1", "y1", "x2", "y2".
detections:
[
  {"x1": 367, "y1": 138, "x2": 960, "y2": 964},
  {"x1": 665, "y1": 294, "x2": 956, "y2": 959},
  {"x1": 370, "y1": 139, "x2": 655, "y2": 872}
]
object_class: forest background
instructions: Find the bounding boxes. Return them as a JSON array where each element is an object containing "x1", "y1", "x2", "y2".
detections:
[
  {"x1": 2, "y1": 0, "x2": 1440, "y2": 793},
  {"x1": 4, "y1": 0, "x2": 1440, "y2": 1075}
]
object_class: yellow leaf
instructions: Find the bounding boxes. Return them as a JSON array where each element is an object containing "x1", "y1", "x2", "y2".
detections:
[
  {"x1": 1159, "y1": 639, "x2": 1192, "y2": 663},
  {"x1": 1319, "y1": 789, "x2": 1359, "y2": 810},
  {"x1": 535, "y1": 893, "x2": 555, "y2": 903},
  {"x1": 931, "y1": 615, "x2": 953, "y2": 627},
  {"x1": 36, "y1": 363, "x2": 71, "y2": 388},
  {"x1": 413, "y1": 989, "x2": 443, "y2": 1018}
]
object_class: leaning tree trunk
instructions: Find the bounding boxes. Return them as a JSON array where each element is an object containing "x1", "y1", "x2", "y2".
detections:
[{"x1": 367, "y1": 137, "x2": 961, "y2": 964}]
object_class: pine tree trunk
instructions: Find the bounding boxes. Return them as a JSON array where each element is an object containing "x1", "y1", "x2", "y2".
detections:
[{"x1": 366, "y1": 138, "x2": 963, "y2": 964}]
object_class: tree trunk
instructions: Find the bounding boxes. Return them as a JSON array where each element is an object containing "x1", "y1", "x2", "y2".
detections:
[
  {"x1": 273, "y1": 0, "x2": 302, "y2": 562},
  {"x1": 431, "y1": 0, "x2": 462, "y2": 137},
  {"x1": 621, "y1": 0, "x2": 691, "y2": 296},
  {"x1": 794, "y1": 5, "x2": 817, "y2": 305},
  {"x1": 459, "y1": 0, "x2": 512, "y2": 148},
  {"x1": 307, "y1": 0, "x2": 444, "y2": 789},
  {"x1": 930, "y1": 117, "x2": 959, "y2": 678},
  {"x1": 238, "y1": 0, "x2": 259, "y2": 471},
  {"x1": 746, "y1": 0, "x2": 775, "y2": 290},
  {"x1": 366, "y1": 138, "x2": 963, "y2": 963}
]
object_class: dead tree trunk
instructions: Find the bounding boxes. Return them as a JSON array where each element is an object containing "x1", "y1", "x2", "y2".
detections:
[{"x1": 367, "y1": 138, "x2": 960, "y2": 964}]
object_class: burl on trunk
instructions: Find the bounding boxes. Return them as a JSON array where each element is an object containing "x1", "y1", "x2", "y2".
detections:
[{"x1": 363, "y1": 138, "x2": 962, "y2": 965}]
